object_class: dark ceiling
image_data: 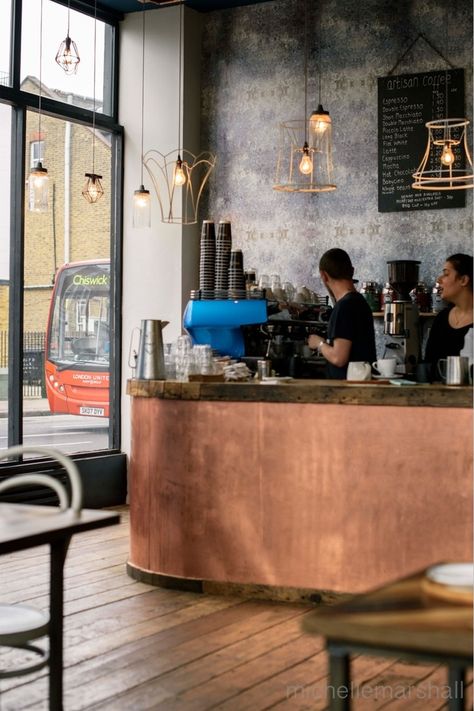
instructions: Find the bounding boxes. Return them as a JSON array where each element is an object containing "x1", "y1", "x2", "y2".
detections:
[{"x1": 91, "y1": 0, "x2": 273, "y2": 15}]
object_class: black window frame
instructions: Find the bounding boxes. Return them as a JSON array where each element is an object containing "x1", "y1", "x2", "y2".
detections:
[{"x1": 0, "y1": 0, "x2": 124, "y2": 478}]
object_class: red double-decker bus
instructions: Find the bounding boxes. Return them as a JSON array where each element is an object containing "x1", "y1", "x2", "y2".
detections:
[{"x1": 45, "y1": 260, "x2": 110, "y2": 417}]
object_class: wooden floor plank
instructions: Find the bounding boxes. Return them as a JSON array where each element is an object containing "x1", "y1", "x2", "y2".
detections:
[
  {"x1": 0, "y1": 505, "x2": 463, "y2": 711},
  {"x1": 62, "y1": 604, "x2": 310, "y2": 710}
]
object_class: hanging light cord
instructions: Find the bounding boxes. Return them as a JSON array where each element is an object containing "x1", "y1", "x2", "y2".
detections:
[
  {"x1": 443, "y1": 3, "x2": 449, "y2": 142},
  {"x1": 178, "y1": 1, "x2": 183, "y2": 156},
  {"x1": 67, "y1": 0, "x2": 70, "y2": 37},
  {"x1": 92, "y1": 0, "x2": 97, "y2": 174},
  {"x1": 318, "y1": 2, "x2": 322, "y2": 104},
  {"x1": 38, "y1": 0, "x2": 43, "y2": 142},
  {"x1": 140, "y1": 4, "x2": 146, "y2": 185},
  {"x1": 303, "y1": 0, "x2": 308, "y2": 141}
]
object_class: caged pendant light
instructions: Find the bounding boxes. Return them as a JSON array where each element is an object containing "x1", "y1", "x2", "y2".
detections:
[
  {"x1": 55, "y1": 0, "x2": 80, "y2": 75},
  {"x1": 82, "y1": 0, "x2": 104, "y2": 203},
  {"x1": 143, "y1": 1, "x2": 216, "y2": 224},
  {"x1": 412, "y1": 7, "x2": 473, "y2": 191},
  {"x1": 29, "y1": 0, "x2": 49, "y2": 213},
  {"x1": 132, "y1": 1, "x2": 151, "y2": 228},
  {"x1": 273, "y1": 0, "x2": 336, "y2": 193}
]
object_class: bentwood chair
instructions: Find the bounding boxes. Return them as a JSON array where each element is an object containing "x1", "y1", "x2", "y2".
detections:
[{"x1": 0, "y1": 446, "x2": 82, "y2": 684}]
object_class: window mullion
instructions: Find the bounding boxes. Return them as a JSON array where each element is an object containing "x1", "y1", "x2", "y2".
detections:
[{"x1": 8, "y1": 105, "x2": 26, "y2": 447}]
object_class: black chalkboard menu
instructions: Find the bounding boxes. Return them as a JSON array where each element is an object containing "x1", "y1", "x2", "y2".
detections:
[{"x1": 378, "y1": 68, "x2": 465, "y2": 212}]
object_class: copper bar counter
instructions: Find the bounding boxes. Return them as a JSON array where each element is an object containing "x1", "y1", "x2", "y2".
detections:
[{"x1": 127, "y1": 380, "x2": 473, "y2": 595}]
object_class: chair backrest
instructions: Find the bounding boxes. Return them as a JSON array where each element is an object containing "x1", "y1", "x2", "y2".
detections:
[{"x1": 0, "y1": 446, "x2": 82, "y2": 513}]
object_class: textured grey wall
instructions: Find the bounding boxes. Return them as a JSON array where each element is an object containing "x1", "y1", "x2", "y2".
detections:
[{"x1": 200, "y1": 0, "x2": 473, "y2": 298}]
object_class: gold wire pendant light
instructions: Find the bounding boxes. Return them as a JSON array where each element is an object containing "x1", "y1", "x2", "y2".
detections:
[
  {"x1": 412, "y1": 116, "x2": 474, "y2": 191},
  {"x1": 412, "y1": 7, "x2": 473, "y2": 192},
  {"x1": 55, "y1": 0, "x2": 80, "y2": 75},
  {"x1": 273, "y1": 0, "x2": 336, "y2": 193},
  {"x1": 143, "y1": 1, "x2": 216, "y2": 224},
  {"x1": 82, "y1": 0, "x2": 104, "y2": 203}
]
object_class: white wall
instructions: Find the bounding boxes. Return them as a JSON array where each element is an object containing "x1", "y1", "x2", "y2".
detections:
[{"x1": 119, "y1": 6, "x2": 202, "y2": 458}]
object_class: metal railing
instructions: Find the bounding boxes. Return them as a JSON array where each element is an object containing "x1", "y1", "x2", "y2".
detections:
[{"x1": 0, "y1": 331, "x2": 46, "y2": 399}]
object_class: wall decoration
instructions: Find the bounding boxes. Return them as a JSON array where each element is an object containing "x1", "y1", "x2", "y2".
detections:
[{"x1": 200, "y1": 0, "x2": 472, "y2": 300}]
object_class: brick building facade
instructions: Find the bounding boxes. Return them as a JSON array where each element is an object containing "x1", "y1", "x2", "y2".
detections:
[{"x1": 0, "y1": 76, "x2": 112, "y2": 334}]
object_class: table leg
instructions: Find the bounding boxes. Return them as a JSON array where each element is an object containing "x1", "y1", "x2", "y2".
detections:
[
  {"x1": 327, "y1": 644, "x2": 351, "y2": 711},
  {"x1": 49, "y1": 536, "x2": 71, "y2": 711},
  {"x1": 447, "y1": 666, "x2": 467, "y2": 711}
]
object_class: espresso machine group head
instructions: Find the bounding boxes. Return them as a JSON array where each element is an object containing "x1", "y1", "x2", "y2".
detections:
[{"x1": 384, "y1": 260, "x2": 421, "y2": 373}]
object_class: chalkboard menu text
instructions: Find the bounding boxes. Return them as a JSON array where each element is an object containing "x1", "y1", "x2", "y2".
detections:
[{"x1": 378, "y1": 69, "x2": 465, "y2": 212}]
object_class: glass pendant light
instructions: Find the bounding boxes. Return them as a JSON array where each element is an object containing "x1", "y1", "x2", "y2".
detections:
[
  {"x1": 82, "y1": 0, "x2": 104, "y2": 203},
  {"x1": 132, "y1": 1, "x2": 151, "y2": 228},
  {"x1": 29, "y1": 0, "x2": 49, "y2": 213},
  {"x1": 55, "y1": 0, "x2": 80, "y2": 75}
]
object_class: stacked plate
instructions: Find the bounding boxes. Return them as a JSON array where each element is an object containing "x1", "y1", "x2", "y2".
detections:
[
  {"x1": 215, "y1": 220, "x2": 232, "y2": 299},
  {"x1": 228, "y1": 249, "x2": 246, "y2": 299},
  {"x1": 199, "y1": 220, "x2": 216, "y2": 300}
]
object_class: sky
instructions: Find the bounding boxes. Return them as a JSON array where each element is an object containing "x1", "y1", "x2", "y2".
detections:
[{"x1": 1, "y1": 0, "x2": 105, "y2": 100}]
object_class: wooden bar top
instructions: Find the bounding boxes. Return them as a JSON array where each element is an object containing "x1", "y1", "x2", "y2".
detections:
[{"x1": 127, "y1": 378, "x2": 473, "y2": 408}]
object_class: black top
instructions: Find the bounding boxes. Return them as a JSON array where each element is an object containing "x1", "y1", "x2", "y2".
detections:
[
  {"x1": 326, "y1": 291, "x2": 377, "y2": 379},
  {"x1": 425, "y1": 305, "x2": 473, "y2": 380}
]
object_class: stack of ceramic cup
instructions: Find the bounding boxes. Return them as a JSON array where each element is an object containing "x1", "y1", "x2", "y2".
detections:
[
  {"x1": 199, "y1": 220, "x2": 216, "y2": 299},
  {"x1": 228, "y1": 249, "x2": 246, "y2": 299},
  {"x1": 215, "y1": 220, "x2": 232, "y2": 299}
]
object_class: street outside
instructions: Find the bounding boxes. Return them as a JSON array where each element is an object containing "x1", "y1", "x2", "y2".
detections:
[{"x1": 0, "y1": 402, "x2": 109, "y2": 454}]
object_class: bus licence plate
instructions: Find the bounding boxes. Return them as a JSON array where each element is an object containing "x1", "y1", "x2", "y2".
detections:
[{"x1": 80, "y1": 407, "x2": 105, "y2": 417}]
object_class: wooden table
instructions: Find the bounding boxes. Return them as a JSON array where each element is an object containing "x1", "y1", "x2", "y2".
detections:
[
  {"x1": 302, "y1": 568, "x2": 473, "y2": 710},
  {"x1": 0, "y1": 504, "x2": 120, "y2": 711}
]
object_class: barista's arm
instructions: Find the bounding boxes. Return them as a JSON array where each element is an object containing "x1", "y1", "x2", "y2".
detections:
[{"x1": 308, "y1": 334, "x2": 352, "y2": 368}]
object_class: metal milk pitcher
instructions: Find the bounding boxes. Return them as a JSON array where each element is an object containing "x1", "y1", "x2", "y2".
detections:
[{"x1": 136, "y1": 320, "x2": 169, "y2": 380}]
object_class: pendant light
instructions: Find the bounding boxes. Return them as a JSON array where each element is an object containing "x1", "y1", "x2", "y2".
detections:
[
  {"x1": 309, "y1": 4, "x2": 332, "y2": 138},
  {"x1": 82, "y1": 0, "x2": 104, "y2": 203},
  {"x1": 273, "y1": 0, "x2": 336, "y2": 193},
  {"x1": 412, "y1": 8, "x2": 473, "y2": 191},
  {"x1": 173, "y1": 1, "x2": 187, "y2": 188},
  {"x1": 55, "y1": 0, "x2": 80, "y2": 75},
  {"x1": 132, "y1": 1, "x2": 151, "y2": 228},
  {"x1": 143, "y1": 1, "x2": 216, "y2": 224},
  {"x1": 298, "y1": 0, "x2": 313, "y2": 176},
  {"x1": 29, "y1": 0, "x2": 49, "y2": 213}
]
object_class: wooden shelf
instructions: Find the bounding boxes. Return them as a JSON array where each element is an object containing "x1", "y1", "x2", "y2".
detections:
[{"x1": 372, "y1": 311, "x2": 436, "y2": 318}]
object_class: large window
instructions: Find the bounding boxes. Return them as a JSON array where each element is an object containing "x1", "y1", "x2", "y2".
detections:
[
  {"x1": 21, "y1": 0, "x2": 114, "y2": 115},
  {"x1": 0, "y1": 0, "x2": 122, "y2": 466},
  {"x1": 23, "y1": 112, "x2": 113, "y2": 455},
  {"x1": 0, "y1": 2, "x2": 12, "y2": 87},
  {"x1": 0, "y1": 104, "x2": 11, "y2": 440}
]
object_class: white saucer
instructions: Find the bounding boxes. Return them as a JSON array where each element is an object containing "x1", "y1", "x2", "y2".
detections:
[
  {"x1": 373, "y1": 373, "x2": 402, "y2": 379},
  {"x1": 426, "y1": 563, "x2": 473, "y2": 588}
]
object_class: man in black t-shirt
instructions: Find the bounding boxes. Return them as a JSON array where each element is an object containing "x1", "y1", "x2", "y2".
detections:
[{"x1": 308, "y1": 248, "x2": 376, "y2": 379}]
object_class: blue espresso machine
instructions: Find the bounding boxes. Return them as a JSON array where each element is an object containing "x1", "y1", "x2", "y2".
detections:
[{"x1": 183, "y1": 299, "x2": 267, "y2": 357}]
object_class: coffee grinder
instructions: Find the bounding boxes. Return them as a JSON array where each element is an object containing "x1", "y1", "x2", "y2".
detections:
[{"x1": 384, "y1": 260, "x2": 421, "y2": 374}]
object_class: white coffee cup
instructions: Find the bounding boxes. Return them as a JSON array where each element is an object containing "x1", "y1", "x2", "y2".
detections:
[
  {"x1": 347, "y1": 361, "x2": 371, "y2": 381},
  {"x1": 372, "y1": 358, "x2": 396, "y2": 377}
]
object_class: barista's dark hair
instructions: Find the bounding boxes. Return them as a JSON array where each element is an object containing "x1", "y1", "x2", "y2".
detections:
[
  {"x1": 319, "y1": 248, "x2": 354, "y2": 280},
  {"x1": 447, "y1": 253, "x2": 473, "y2": 291}
]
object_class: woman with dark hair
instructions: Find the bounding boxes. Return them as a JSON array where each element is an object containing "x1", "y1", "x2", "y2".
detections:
[{"x1": 425, "y1": 253, "x2": 473, "y2": 379}]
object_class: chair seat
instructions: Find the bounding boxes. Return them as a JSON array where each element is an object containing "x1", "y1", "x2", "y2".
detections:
[{"x1": 0, "y1": 604, "x2": 49, "y2": 645}]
